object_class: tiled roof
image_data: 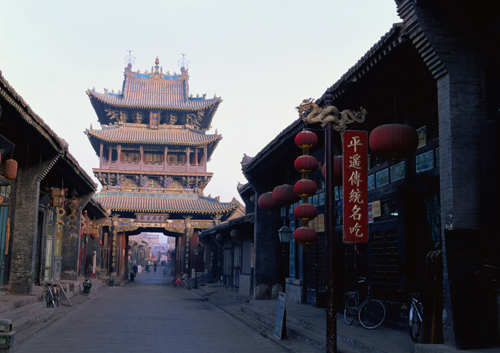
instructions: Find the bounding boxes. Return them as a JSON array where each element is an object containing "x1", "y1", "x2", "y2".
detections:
[
  {"x1": 85, "y1": 127, "x2": 222, "y2": 146},
  {"x1": 93, "y1": 192, "x2": 239, "y2": 214},
  {"x1": 86, "y1": 81, "x2": 222, "y2": 111}
]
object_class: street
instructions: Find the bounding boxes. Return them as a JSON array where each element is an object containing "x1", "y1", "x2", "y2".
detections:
[{"x1": 15, "y1": 270, "x2": 286, "y2": 353}]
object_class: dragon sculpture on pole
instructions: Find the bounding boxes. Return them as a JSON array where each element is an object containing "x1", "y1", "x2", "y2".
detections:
[{"x1": 296, "y1": 98, "x2": 367, "y2": 132}]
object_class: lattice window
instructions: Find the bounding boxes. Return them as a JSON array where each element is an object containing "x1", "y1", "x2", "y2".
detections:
[{"x1": 370, "y1": 229, "x2": 400, "y2": 302}]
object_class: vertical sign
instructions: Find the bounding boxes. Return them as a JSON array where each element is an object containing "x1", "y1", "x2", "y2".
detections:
[
  {"x1": 343, "y1": 130, "x2": 368, "y2": 243},
  {"x1": 274, "y1": 291, "x2": 287, "y2": 339}
]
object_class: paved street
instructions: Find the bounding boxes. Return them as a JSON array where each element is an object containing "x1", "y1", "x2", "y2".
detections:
[{"x1": 15, "y1": 270, "x2": 286, "y2": 353}]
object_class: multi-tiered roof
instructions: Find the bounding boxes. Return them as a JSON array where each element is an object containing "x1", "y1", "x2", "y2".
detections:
[{"x1": 85, "y1": 56, "x2": 238, "y2": 222}]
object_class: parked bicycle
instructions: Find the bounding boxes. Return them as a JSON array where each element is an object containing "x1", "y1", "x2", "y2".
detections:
[
  {"x1": 43, "y1": 281, "x2": 60, "y2": 308},
  {"x1": 171, "y1": 273, "x2": 191, "y2": 290},
  {"x1": 344, "y1": 277, "x2": 386, "y2": 329},
  {"x1": 409, "y1": 296, "x2": 423, "y2": 342}
]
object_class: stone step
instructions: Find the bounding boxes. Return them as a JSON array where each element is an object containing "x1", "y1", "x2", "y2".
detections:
[
  {"x1": 234, "y1": 308, "x2": 324, "y2": 353},
  {"x1": 2, "y1": 301, "x2": 48, "y2": 322},
  {"x1": 0, "y1": 296, "x2": 37, "y2": 315},
  {"x1": 242, "y1": 305, "x2": 326, "y2": 350},
  {"x1": 12, "y1": 306, "x2": 56, "y2": 333}
]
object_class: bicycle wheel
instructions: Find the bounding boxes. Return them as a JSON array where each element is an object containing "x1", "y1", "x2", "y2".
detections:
[
  {"x1": 409, "y1": 305, "x2": 422, "y2": 342},
  {"x1": 344, "y1": 296, "x2": 357, "y2": 325},
  {"x1": 185, "y1": 280, "x2": 191, "y2": 290},
  {"x1": 43, "y1": 291, "x2": 56, "y2": 308},
  {"x1": 171, "y1": 279, "x2": 177, "y2": 288},
  {"x1": 178, "y1": 278, "x2": 187, "y2": 289},
  {"x1": 359, "y1": 299, "x2": 386, "y2": 329}
]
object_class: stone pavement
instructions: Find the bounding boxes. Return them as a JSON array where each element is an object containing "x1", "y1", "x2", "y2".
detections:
[
  {"x1": 189, "y1": 282, "x2": 500, "y2": 353},
  {"x1": 11, "y1": 270, "x2": 288, "y2": 353}
]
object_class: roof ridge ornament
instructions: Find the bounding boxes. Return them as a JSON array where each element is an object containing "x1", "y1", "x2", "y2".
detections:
[{"x1": 124, "y1": 50, "x2": 135, "y2": 70}]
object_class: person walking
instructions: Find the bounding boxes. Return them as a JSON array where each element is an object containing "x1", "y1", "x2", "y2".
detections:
[{"x1": 153, "y1": 261, "x2": 157, "y2": 273}]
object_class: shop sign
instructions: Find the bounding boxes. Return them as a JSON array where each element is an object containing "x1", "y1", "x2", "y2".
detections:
[{"x1": 343, "y1": 131, "x2": 368, "y2": 243}]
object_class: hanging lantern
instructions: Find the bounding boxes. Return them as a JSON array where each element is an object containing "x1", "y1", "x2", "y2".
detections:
[
  {"x1": 294, "y1": 130, "x2": 318, "y2": 150},
  {"x1": 99, "y1": 240, "x2": 103, "y2": 246},
  {"x1": 50, "y1": 187, "x2": 67, "y2": 208},
  {"x1": 216, "y1": 233, "x2": 224, "y2": 242},
  {"x1": 82, "y1": 211, "x2": 92, "y2": 237},
  {"x1": 4, "y1": 159, "x2": 18, "y2": 179},
  {"x1": 293, "y1": 227, "x2": 318, "y2": 245},
  {"x1": 272, "y1": 184, "x2": 299, "y2": 207},
  {"x1": 90, "y1": 222, "x2": 100, "y2": 240},
  {"x1": 230, "y1": 229, "x2": 241, "y2": 239},
  {"x1": 369, "y1": 124, "x2": 418, "y2": 161},
  {"x1": 126, "y1": 245, "x2": 132, "y2": 250},
  {"x1": 258, "y1": 192, "x2": 278, "y2": 212},
  {"x1": 294, "y1": 155, "x2": 318, "y2": 173},
  {"x1": 294, "y1": 203, "x2": 318, "y2": 221},
  {"x1": 322, "y1": 156, "x2": 343, "y2": 184},
  {"x1": 294, "y1": 179, "x2": 317, "y2": 197}
]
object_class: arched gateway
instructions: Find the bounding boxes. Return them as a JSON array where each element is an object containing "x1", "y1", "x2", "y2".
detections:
[{"x1": 84, "y1": 55, "x2": 240, "y2": 282}]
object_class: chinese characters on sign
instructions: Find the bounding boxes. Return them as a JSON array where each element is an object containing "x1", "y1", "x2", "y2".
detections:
[
  {"x1": 343, "y1": 131, "x2": 368, "y2": 243},
  {"x1": 137, "y1": 214, "x2": 167, "y2": 222}
]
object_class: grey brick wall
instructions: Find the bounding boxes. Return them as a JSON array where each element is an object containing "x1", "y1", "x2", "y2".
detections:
[
  {"x1": 10, "y1": 160, "x2": 55, "y2": 294},
  {"x1": 398, "y1": 1, "x2": 491, "y2": 346}
]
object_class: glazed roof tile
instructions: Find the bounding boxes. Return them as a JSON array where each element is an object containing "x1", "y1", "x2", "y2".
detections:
[
  {"x1": 93, "y1": 192, "x2": 239, "y2": 214},
  {"x1": 85, "y1": 127, "x2": 222, "y2": 146},
  {"x1": 87, "y1": 85, "x2": 221, "y2": 111}
]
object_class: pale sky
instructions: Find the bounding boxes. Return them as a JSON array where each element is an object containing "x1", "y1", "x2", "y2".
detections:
[{"x1": 0, "y1": 1, "x2": 401, "y2": 203}]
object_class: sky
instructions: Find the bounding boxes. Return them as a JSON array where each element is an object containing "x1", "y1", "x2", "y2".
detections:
[{"x1": 0, "y1": 1, "x2": 401, "y2": 203}]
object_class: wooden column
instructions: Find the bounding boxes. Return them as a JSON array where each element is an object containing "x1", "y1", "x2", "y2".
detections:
[
  {"x1": 117, "y1": 145, "x2": 121, "y2": 169},
  {"x1": 186, "y1": 148, "x2": 190, "y2": 172},
  {"x1": 140, "y1": 146, "x2": 144, "y2": 169},
  {"x1": 164, "y1": 146, "x2": 168, "y2": 171},
  {"x1": 99, "y1": 143, "x2": 103, "y2": 168},
  {"x1": 195, "y1": 148, "x2": 199, "y2": 168},
  {"x1": 203, "y1": 145, "x2": 207, "y2": 172},
  {"x1": 108, "y1": 146, "x2": 112, "y2": 163}
]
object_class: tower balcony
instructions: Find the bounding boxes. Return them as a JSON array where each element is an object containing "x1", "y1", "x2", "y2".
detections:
[{"x1": 99, "y1": 160, "x2": 206, "y2": 173}]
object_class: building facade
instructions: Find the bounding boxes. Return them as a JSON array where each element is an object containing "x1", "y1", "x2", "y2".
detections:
[
  {"x1": 199, "y1": 1, "x2": 500, "y2": 350},
  {"x1": 0, "y1": 70, "x2": 106, "y2": 295}
]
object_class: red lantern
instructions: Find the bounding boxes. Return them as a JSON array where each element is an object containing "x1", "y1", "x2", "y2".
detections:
[
  {"x1": 4, "y1": 159, "x2": 17, "y2": 179},
  {"x1": 272, "y1": 185, "x2": 299, "y2": 207},
  {"x1": 322, "y1": 156, "x2": 343, "y2": 184},
  {"x1": 258, "y1": 192, "x2": 278, "y2": 212},
  {"x1": 294, "y1": 155, "x2": 318, "y2": 173},
  {"x1": 230, "y1": 229, "x2": 240, "y2": 239},
  {"x1": 369, "y1": 124, "x2": 418, "y2": 161},
  {"x1": 293, "y1": 227, "x2": 318, "y2": 245},
  {"x1": 216, "y1": 233, "x2": 224, "y2": 241},
  {"x1": 294, "y1": 179, "x2": 317, "y2": 197},
  {"x1": 295, "y1": 130, "x2": 318, "y2": 150},
  {"x1": 294, "y1": 203, "x2": 318, "y2": 221}
]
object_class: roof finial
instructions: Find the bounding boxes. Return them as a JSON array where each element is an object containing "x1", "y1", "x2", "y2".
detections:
[
  {"x1": 178, "y1": 53, "x2": 189, "y2": 71},
  {"x1": 125, "y1": 50, "x2": 136, "y2": 69}
]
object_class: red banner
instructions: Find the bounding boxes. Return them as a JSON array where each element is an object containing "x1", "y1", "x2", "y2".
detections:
[{"x1": 343, "y1": 130, "x2": 368, "y2": 243}]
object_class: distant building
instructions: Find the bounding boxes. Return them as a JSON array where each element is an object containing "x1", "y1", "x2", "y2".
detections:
[{"x1": 85, "y1": 55, "x2": 240, "y2": 281}]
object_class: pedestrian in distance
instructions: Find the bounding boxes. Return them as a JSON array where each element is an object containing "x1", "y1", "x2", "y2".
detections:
[
  {"x1": 132, "y1": 263, "x2": 138, "y2": 275},
  {"x1": 145, "y1": 264, "x2": 150, "y2": 273},
  {"x1": 153, "y1": 261, "x2": 157, "y2": 273}
]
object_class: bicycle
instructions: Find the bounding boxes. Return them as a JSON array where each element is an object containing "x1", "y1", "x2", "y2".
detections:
[
  {"x1": 409, "y1": 296, "x2": 423, "y2": 342},
  {"x1": 43, "y1": 281, "x2": 60, "y2": 308},
  {"x1": 171, "y1": 274, "x2": 191, "y2": 290},
  {"x1": 344, "y1": 277, "x2": 386, "y2": 329}
]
